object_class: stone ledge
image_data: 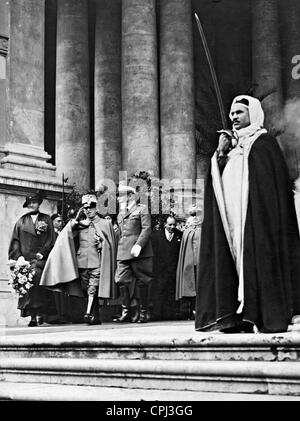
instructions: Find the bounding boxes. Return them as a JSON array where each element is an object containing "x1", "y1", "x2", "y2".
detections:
[
  {"x1": 1, "y1": 327, "x2": 300, "y2": 347},
  {"x1": 0, "y1": 381, "x2": 298, "y2": 401},
  {"x1": 1, "y1": 328, "x2": 300, "y2": 361},
  {"x1": 1, "y1": 358, "x2": 300, "y2": 395},
  {"x1": 0, "y1": 168, "x2": 73, "y2": 197}
]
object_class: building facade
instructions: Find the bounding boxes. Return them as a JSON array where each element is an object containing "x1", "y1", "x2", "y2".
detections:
[{"x1": 0, "y1": 0, "x2": 299, "y2": 326}]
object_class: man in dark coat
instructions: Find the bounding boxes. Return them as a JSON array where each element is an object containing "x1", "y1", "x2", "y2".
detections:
[
  {"x1": 151, "y1": 215, "x2": 182, "y2": 320},
  {"x1": 8, "y1": 191, "x2": 55, "y2": 326},
  {"x1": 114, "y1": 184, "x2": 153, "y2": 323},
  {"x1": 195, "y1": 95, "x2": 300, "y2": 333}
]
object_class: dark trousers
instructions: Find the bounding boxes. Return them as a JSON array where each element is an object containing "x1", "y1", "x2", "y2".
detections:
[
  {"x1": 116, "y1": 258, "x2": 153, "y2": 287},
  {"x1": 151, "y1": 274, "x2": 179, "y2": 321}
]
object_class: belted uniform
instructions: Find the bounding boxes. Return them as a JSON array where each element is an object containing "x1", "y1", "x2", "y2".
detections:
[
  {"x1": 114, "y1": 201, "x2": 153, "y2": 323},
  {"x1": 75, "y1": 215, "x2": 102, "y2": 297},
  {"x1": 116, "y1": 203, "x2": 153, "y2": 287}
]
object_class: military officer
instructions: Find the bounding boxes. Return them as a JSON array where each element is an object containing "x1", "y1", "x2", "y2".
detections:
[
  {"x1": 71, "y1": 193, "x2": 117, "y2": 325},
  {"x1": 114, "y1": 184, "x2": 153, "y2": 323},
  {"x1": 40, "y1": 192, "x2": 117, "y2": 325}
]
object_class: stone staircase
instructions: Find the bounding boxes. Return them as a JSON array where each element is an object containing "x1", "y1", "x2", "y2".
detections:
[{"x1": 0, "y1": 322, "x2": 300, "y2": 400}]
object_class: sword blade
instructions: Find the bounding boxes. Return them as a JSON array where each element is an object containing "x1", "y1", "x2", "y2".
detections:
[{"x1": 194, "y1": 13, "x2": 227, "y2": 129}]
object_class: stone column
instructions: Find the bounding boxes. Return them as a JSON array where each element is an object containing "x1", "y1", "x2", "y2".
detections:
[
  {"x1": 252, "y1": 0, "x2": 282, "y2": 130},
  {"x1": 1, "y1": 0, "x2": 55, "y2": 174},
  {"x1": 0, "y1": 1, "x2": 70, "y2": 328},
  {"x1": 0, "y1": 0, "x2": 9, "y2": 153},
  {"x1": 122, "y1": 0, "x2": 159, "y2": 177},
  {"x1": 279, "y1": 0, "x2": 300, "y2": 99},
  {"x1": 160, "y1": 0, "x2": 195, "y2": 181},
  {"x1": 278, "y1": 0, "x2": 300, "y2": 178},
  {"x1": 215, "y1": 0, "x2": 252, "y2": 112},
  {"x1": 56, "y1": 0, "x2": 90, "y2": 191},
  {"x1": 159, "y1": 0, "x2": 196, "y2": 217},
  {"x1": 94, "y1": 0, "x2": 121, "y2": 185}
]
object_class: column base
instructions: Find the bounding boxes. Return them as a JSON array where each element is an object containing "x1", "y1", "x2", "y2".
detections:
[
  {"x1": 0, "y1": 157, "x2": 73, "y2": 327},
  {"x1": 0, "y1": 143, "x2": 56, "y2": 176}
]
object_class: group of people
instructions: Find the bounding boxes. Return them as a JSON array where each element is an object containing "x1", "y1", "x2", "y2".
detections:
[
  {"x1": 9, "y1": 183, "x2": 197, "y2": 327},
  {"x1": 8, "y1": 95, "x2": 300, "y2": 333}
]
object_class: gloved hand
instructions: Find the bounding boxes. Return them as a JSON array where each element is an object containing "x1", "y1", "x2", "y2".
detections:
[
  {"x1": 131, "y1": 244, "x2": 141, "y2": 258},
  {"x1": 36, "y1": 253, "x2": 43, "y2": 260}
]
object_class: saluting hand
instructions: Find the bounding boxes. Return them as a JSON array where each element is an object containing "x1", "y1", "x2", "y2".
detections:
[{"x1": 75, "y1": 206, "x2": 85, "y2": 221}]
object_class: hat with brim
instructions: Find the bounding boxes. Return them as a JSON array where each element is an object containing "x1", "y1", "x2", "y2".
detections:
[
  {"x1": 23, "y1": 191, "x2": 44, "y2": 208},
  {"x1": 118, "y1": 185, "x2": 136, "y2": 195},
  {"x1": 82, "y1": 194, "x2": 97, "y2": 208},
  {"x1": 51, "y1": 213, "x2": 62, "y2": 221}
]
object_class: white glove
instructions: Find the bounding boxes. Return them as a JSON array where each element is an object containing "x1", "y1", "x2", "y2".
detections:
[
  {"x1": 36, "y1": 253, "x2": 43, "y2": 260},
  {"x1": 131, "y1": 244, "x2": 142, "y2": 258}
]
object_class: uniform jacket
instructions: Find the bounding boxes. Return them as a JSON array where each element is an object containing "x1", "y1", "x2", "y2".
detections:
[
  {"x1": 75, "y1": 217, "x2": 102, "y2": 269},
  {"x1": 117, "y1": 203, "x2": 153, "y2": 261}
]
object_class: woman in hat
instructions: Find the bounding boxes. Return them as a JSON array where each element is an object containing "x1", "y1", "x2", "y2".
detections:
[{"x1": 8, "y1": 191, "x2": 55, "y2": 326}]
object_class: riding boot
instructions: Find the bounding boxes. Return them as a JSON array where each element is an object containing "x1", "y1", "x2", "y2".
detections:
[
  {"x1": 137, "y1": 287, "x2": 149, "y2": 324},
  {"x1": 130, "y1": 306, "x2": 140, "y2": 323},
  {"x1": 89, "y1": 298, "x2": 102, "y2": 325},
  {"x1": 113, "y1": 285, "x2": 131, "y2": 323},
  {"x1": 188, "y1": 297, "x2": 196, "y2": 320}
]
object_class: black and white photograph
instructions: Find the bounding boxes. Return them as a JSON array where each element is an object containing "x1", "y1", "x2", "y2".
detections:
[{"x1": 0, "y1": 0, "x2": 300, "y2": 405}]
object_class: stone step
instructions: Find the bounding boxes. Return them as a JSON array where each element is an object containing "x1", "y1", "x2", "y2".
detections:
[
  {"x1": 1, "y1": 329, "x2": 300, "y2": 362},
  {"x1": 0, "y1": 381, "x2": 299, "y2": 401},
  {"x1": 1, "y1": 358, "x2": 300, "y2": 396}
]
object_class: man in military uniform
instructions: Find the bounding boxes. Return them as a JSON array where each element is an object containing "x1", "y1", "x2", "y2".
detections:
[
  {"x1": 40, "y1": 193, "x2": 117, "y2": 325},
  {"x1": 71, "y1": 193, "x2": 117, "y2": 325},
  {"x1": 114, "y1": 185, "x2": 153, "y2": 323}
]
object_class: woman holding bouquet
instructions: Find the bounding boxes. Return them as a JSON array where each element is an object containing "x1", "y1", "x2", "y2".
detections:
[{"x1": 8, "y1": 191, "x2": 55, "y2": 326}]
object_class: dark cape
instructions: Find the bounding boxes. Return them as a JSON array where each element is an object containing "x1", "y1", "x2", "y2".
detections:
[
  {"x1": 195, "y1": 133, "x2": 300, "y2": 333},
  {"x1": 8, "y1": 212, "x2": 55, "y2": 317},
  {"x1": 40, "y1": 218, "x2": 118, "y2": 301}
]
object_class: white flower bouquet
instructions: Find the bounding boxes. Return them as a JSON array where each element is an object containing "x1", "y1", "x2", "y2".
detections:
[
  {"x1": 35, "y1": 220, "x2": 48, "y2": 235},
  {"x1": 7, "y1": 256, "x2": 36, "y2": 296}
]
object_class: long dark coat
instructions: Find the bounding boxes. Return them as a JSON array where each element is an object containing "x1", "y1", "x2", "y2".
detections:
[
  {"x1": 176, "y1": 227, "x2": 201, "y2": 300},
  {"x1": 8, "y1": 212, "x2": 55, "y2": 317},
  {"x1": 151, "y1": 229, "x2": 182, "y2": 320},
  {"x1": 195, "y1": 133, "x2": 300, "y2": 333}
]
